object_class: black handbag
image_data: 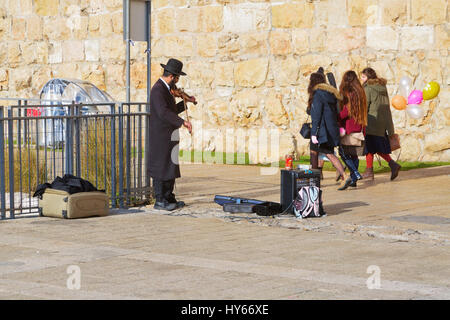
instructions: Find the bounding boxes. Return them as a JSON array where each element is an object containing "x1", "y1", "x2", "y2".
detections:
[
  {"x1": 300, "y1": 113, "x2": 311, "y2": 139},
  {"x1": 300, "y1": 122, "x2": 311, "y2": 139}
]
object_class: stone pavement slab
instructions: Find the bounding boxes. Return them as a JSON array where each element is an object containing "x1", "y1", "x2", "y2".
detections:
[{"x1": 0, "y1": 164, "x2": 449, "y2": 299}]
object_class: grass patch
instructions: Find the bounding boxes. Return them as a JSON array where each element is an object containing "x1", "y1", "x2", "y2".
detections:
[{"x1": 179, "y1": 150, "x2": 450, "y2": 173}]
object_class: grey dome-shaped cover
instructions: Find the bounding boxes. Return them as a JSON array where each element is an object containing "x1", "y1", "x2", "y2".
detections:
[
  {"x1": 37, "y1": 79, "x2": 114, "y2": 146},
  {"x1": 39, "y1": 78, "x2": 114, "y2": 112}
]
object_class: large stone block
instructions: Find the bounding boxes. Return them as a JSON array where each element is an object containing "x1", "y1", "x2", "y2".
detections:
[
  {"x1": 22, "y1": 42, "x2": 47, "y2": 65},
  {"x1": 366, "y1": 26, "x2": 399, "y2": 50},
  {"x1": 35, "y1": 0, "x2": 58, "y2": 16},
  {"x1": 100, "y1": 38, "x2": 125, "y2": 61},
  {"x1": 43, "y1": 17, "x2": 71, "y2": 40},
  {"x1": 184, "y1": 61, "x2": 215, "y2": 88},
  {"x1": 176, "y1": 7, "x2": 201, "y2": 33},
  {"x1": 326, "y1": 28, "x2": 365, "y2": 53},
  {"x1": 230, "y1": 89, "x2": 262, "y2": 127},
  {"x1": 31, "y1": 66, "x2": 52, "y2": 96},
  {"x1": 271, "y1": 3, "x2": 314, "y2": 28},
  {"x1": 7, "y1": 42, "x2": 21, "y2": 67},
  {"x1": 157, "y1": 8, "x2": 175, "y2": 34},
  {"x1": 63, "y1": 40, "x2": 85, "y2": 62},
  {"x1": 197, "y1": 34, "x2": 217, "y2": 57},
  {"x1": 105, "y1": 63, "x2": 125, "y2": 88},
  {"x1": 309, "y1": 28, "x2": 326, "y2": 52},
  {"x1": 0, "y1": 16, "x2": 10, "y2": 41},
  {"x1": 400, "y1": 26, "x2": 434, "y2": 51},
  {"x1": 11, "y1": 67, "x2": 32, "y2": 91},
  {"x1": 380, "y1": 0, "x2": 407, "y2": 25},
  {"x1": 239, "y1": 32, "x2": 268, "y2": 56},
  {"x1": 234, "y1": 58, "x2": 268, "y2": 88},
  {"x1": 420, "y1": 58, "x2": 442, "y2": 84},
  {"x1": 130, "y1": 62, "x2": 147, "y2": 90},
  {"x1": 164, "y1": 36, "x2": 194, "y2": 57},
  {"x1": 424, "y1": 131, "x2": 450, "y2": 153},
  {"x1": 411, "y1": 0, "x2": 447, "y2": 24},
  {"x1": 223, "y1": 3, "x2": 270, "y2": 33},
  {"x1": 9, "y1": 0, "x2": 33, "y2": 16},
  {"x1": 315, "y1": 0, "x2": 349, "y2": 27},
  {"x1": 218, "y1": 33, "x2": 240, "y2": 57},
  {"x1": 269, "y1": 31, "x2": 292, "y2": 55},
  {"x1": 395, "y1": 55, "x2": 419, "y2": 82},
  {"x1": 0, "y1": 69, "x2": 8, "y2": 90},
  {"x1": 85, "y1": 40, "x2": 100, "y2": 62},
  {"x1": 348, "y1": 0, "x2": 378, "y2": 26},
  {"x1": 271, "y1": 56, "x2": 300, "y2": 87},
  {"x1": 292, "y1": 30, "x2": 309, "y2": 55},
  {"x1": 12, "y1": 18, "x2": 26, "y2": 41},
  {"x1": 48, "y1": 41, "x2": 62, "y2": 64},
  {"x1": 200, "y1": 6, "x2": 223, "y2": 33},
  {"x1": 264, "y1": 90, "x2": 290, "y2": 127},
  {"x1": 205, "y1": 98, "x2": 233, "y2": 126},
  {"x1": 299, "y1": 54, "x2": 332, "y2": 78},
  {"x1": 72, "y1": 16, "x2": 88, "y2": 40},
  {"x1": 368, "y1": 60, "x2": 394, "y2": 82},
  {"x1": 214, "y1": 61, "x2": 234, "y2": 87},
  {"x1": 434, "y1": 25, "x2": 450, "y2": 51}
]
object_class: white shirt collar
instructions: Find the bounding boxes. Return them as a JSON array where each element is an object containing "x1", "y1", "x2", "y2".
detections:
[{"x1": 160, "y1": 77, "x2": 171, "y2": 92}]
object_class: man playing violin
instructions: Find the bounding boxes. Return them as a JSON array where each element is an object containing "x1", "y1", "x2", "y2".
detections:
[{"x1": 148, "y1": 58, "x2": 196, "y2": 211}]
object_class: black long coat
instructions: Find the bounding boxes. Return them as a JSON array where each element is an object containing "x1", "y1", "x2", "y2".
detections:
[
  {"x1": 310, "y1": 83, "x2": 342, "y2": 147},
  {"x1": 148, "y1": 79, "x2": 186, "y2": 180}
]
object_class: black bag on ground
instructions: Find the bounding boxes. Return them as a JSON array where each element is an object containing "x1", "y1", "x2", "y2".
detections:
[{"x1": 33, "y1": 174, "x2": 103, "y2": 199}]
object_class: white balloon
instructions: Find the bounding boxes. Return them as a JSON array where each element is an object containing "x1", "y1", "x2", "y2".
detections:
[
  {"x1": 406, "y1": 104, "x2": 425, "y2": 119},
  {"x1": 399, "y1": 85, "x2": 411, "y2": 99},
  {"x1": 399, "y1": 76, "x2": 412, "y2": 88},
  {"x1": 399, "y1": 76, "x2": 412, "y2": 98}
]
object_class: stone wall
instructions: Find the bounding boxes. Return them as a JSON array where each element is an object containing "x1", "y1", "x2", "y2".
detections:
[{"x1": 0, "y1": 0, "x2": 448, "y2": 162}]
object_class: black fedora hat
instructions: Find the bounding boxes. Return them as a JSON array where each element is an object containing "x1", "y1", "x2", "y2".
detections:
[{"x1": 160, "y1": 58, "x2": 186, "y2": 76}]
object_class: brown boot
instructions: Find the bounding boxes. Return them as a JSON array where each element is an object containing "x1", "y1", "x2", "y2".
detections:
[
  {"x1": 388, "y1": 160, "x2": 401, "y2": 180},
  {"x1": 362, "y1": 167, "x2": 374, "y2": 180}
]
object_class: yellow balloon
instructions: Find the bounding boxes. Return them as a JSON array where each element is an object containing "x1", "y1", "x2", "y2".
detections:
[{"x1": 423, "y1": 81, "x2": 440, "y2": 100}]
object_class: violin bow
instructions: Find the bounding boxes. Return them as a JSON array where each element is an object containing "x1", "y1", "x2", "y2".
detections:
[{"x1": 181, "y1": 91, "x2": 191, "y2": 135}]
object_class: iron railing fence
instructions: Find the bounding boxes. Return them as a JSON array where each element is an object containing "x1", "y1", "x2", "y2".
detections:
[{"x1": 0, "y1": 99, "x2": 151, "y2": 219}]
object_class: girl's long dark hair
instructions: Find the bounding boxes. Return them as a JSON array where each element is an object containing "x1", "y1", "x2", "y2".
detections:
[
  {"x1": 307, "y1": 72, "x2": 326, "y2": 112},
  {"x1": 361, "y1": 67, "x2": 377, "y2": 80},
  {"x1": 339, "y1": 70, "x2": 367, "y2": 126}
]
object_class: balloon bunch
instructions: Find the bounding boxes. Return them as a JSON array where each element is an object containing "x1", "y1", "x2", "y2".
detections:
[{"x1": 391, "y1": 76, "x2": 440, "y2": 119}]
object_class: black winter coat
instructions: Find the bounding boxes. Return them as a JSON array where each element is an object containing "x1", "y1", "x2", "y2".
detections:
[
  {"x1": 309, "y1": 83, "x2": 342, "y2": 147},
  {"x1": 148, "y1": 79, "x2": 186, "y2": 180}
]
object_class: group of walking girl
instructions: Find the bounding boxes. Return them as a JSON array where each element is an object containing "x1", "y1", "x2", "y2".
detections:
[{"x1": 307, "y1": 67, "x2": 402, "y2": 190}]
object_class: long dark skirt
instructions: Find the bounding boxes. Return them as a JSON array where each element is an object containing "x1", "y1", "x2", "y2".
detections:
[{"x1": 364, "y1": 134, "x2": 391, "y2": 154}]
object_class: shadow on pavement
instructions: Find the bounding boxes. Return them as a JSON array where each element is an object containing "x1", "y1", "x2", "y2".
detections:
[{"x1": 324, "y1": 201, "x2": 370, "y2": 216}]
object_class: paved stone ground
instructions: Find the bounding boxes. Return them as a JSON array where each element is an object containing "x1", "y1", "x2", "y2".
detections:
[{"x1": 0, "y1": 164, "x2": 449, "y2": 300}]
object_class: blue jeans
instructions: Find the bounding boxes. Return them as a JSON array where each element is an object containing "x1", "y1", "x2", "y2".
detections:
[{"x1": 338, "y1": 146, "x2": 361, "y2": 182}]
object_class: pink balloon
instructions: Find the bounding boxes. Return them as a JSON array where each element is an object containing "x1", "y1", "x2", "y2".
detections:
[{"x1": 408, "y1": 90, "x2": 423, "y2": 105}]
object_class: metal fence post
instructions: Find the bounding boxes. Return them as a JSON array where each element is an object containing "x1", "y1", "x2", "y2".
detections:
[
  {"x1": 75, "y1": 104, "x2": 81, "y2": 177},
  {"x1": 0, "y1": 107, "x2": 6, "y2": 219},
  {"x1": 118, "y1": 103, "x2": 124, "y2": 208},
  {"x1": 110, "y1": 103, "x2": 116, "y2": 208},
  {"x1": 145, "y1": 103, "x2": 151, "y2": 201},
  {"x1": 8, "y1": 107, "x2": 15, "y2": 219}
]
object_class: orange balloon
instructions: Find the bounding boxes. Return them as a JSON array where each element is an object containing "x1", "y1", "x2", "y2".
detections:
[{"x1": 391, "y1": 95, "x2": 407, "y2": 110}]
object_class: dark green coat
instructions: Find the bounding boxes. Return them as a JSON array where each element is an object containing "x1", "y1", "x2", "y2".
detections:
[{"x1": 363, "y1": 78, "x2": 395, "y2": 137}]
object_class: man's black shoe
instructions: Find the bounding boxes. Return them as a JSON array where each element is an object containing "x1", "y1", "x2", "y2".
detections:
[
  {"x1": 154, "y1": 201, "x2": 177, "y2": 211},
  {"x1": 175, "y1": 201, "x2": 185, "y2": 208}
]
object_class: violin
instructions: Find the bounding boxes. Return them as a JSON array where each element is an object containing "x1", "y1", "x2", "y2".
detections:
[{"x1": 170, "y1": 84, "x2": 197, "y2": 105}]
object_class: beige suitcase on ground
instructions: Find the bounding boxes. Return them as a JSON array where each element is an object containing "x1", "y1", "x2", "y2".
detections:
[{"x1": 39, "y1": 188, "x2": 109, "y2": 219}]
